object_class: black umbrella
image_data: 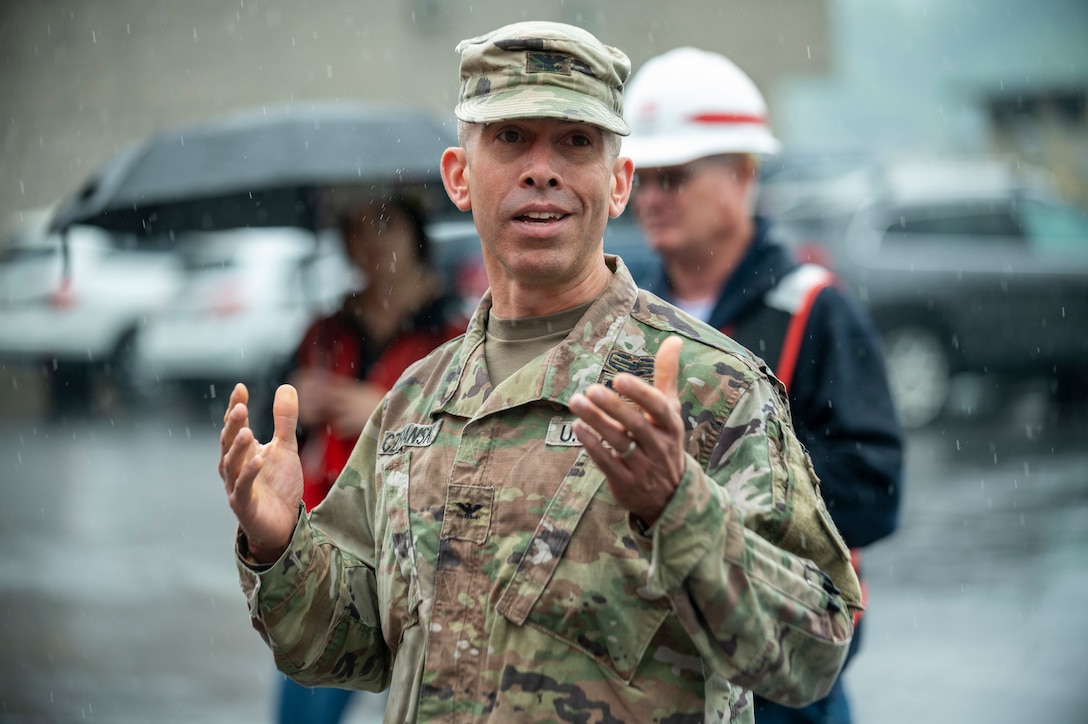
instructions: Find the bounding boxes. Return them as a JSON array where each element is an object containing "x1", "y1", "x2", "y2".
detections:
[{"x1": 49, "y1": 101, "x2": 458, "y2": 236}]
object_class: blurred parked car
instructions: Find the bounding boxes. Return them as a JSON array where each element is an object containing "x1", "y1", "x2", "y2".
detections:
[
  {"x1": 756, "y1": 150, "x2": 878, "y2": 218},
  {"x1": 771, "y1": 156, "x2": 1088, "y2": 428},
  {"x1": 132, "y1": 219, "x2": 499, "y2": 416},
  {"x1": 130, "y1": 227, "x2": 358, "y2": 406},
  {"x1": 0, "y1": 218, "x2": 183, "y2": 414}
]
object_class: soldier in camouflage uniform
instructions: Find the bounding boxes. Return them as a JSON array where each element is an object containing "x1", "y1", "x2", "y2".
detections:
[{"x1": 219, "y1": 20, "x2": 862, "y2": 723}]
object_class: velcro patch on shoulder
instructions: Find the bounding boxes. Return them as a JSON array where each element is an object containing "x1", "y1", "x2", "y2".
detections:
[{"x1": 601, "y1": 350, "x2": 655, "y2": 388}]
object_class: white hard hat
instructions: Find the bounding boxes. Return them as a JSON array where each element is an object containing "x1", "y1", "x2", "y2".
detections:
[{"x1": 623, "y1": 47, "x2": 781, "y2": 167}]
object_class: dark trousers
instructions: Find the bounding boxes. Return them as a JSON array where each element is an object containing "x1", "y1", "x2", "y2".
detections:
[{"x1": 277, "y1": 676, "x2": 355, "y2": 724}]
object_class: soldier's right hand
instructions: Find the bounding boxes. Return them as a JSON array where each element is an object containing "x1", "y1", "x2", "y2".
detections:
[{"x1": 219, "y1": 383, "x2": 304, "y2": 564}]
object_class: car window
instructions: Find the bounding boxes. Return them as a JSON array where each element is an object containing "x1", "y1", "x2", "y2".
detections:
[
  {"x1": 1018, "y1": 199, "x2": 1088, "y2": 256},
  {"x1": 879, "y1": 203, "x2": 1026, "y2": 249},
  {"x1": 0, "y1": 242, "x2": 57, "y2": 264}
]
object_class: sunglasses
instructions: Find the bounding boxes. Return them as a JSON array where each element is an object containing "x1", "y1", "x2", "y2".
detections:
[
  {"x1": 632, "y1": 155, "x2": 748, "y2": 193},
  {"x1": 632, "y1": 166, "x2": 696, "y2": 193}
]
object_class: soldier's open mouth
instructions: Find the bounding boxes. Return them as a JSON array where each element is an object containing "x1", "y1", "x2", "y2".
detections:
[{"x1": 518, "y1": 212, "x2": 567, "y2": 224}]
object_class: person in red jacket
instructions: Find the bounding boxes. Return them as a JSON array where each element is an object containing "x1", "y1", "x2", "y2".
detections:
[{"x1": 270, "y1": 196, "x2": 467, "y2": 723}]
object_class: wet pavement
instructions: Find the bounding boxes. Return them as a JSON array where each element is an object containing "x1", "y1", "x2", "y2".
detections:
[
  {"x1": 846, "y1": 403, "x2": 1088, "y2": 724},
  {"x1": 1, "y1": 381, "x2": 1086, "y2": 723}
]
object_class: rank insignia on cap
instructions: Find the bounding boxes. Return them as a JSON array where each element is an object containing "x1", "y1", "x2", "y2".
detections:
[{"x1": 526, "y1": 51, "x2": 572, "y2": 75}]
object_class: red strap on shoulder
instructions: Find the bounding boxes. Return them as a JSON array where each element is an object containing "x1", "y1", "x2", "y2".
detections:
[
  {"x1": 851, "y1": 549, "x2": 867, "y2": 626},
  {"x1": 775, "y1": 273, "x2": 834, "y2": 392}
]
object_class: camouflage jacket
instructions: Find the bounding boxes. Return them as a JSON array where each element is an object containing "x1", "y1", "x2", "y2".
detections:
[{"x1": 237, "y1": 256, "x2": 862, "y2": 723}]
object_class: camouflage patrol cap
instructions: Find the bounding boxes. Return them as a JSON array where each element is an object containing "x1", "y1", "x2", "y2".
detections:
[{"x1": 454, "y1": 21, "x2": 631, "y2": 136}]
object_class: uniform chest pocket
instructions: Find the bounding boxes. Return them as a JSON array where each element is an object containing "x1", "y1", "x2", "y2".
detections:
[{"x1": 495, "y1": 489, "x2": 672, "y2": 683}]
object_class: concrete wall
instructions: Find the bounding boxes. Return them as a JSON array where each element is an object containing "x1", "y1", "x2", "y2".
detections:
[{"x1": 0, "y1": 0, "x2": 829, "y2": 230}]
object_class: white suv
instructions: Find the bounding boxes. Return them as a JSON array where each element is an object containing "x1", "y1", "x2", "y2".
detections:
[
  {"x1": 130, "y1": 227, "x2": 358, "y2": 409},
  {"x1": 0, "y1": 218, "x2": 183, "y2": 415}
]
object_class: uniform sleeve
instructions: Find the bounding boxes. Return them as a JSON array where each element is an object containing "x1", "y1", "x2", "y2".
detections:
[
  {"x1": 790, "y1": 287, "x2": 904, "y2": 548},
  {"x1": 633, "y1": 376, "x2": 860, "y2": 707},
  {"x1": 236, "y1": 412, "x2": 390, "y2": 692}
]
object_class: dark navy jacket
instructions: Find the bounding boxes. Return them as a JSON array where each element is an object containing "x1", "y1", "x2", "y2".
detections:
[{"x1": 638, "y1": 217, "x2": 903, "y2": 549}]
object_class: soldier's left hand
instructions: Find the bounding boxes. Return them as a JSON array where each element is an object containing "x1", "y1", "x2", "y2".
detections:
[{"x1": 570, "y1": 335, "x2": 686, "y2": 526}]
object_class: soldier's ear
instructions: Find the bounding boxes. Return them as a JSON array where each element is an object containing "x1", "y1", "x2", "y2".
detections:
[
  {"x1": 609, "y1": 155, "x2": 634, "y2": 219},
  {"x1": 441, "y1": 147, "x2": 472, "y2": 212}
]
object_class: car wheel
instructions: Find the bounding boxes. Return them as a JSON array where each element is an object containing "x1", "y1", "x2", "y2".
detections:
[
  {"x1": 881, "y1": 324, "x2": 951, "y2": 429},
  {"x1": 104, "y1": 329, "x2": 151, "y2": 408},
  {"x1": 43, "y1": 359, "x2": 96, "y2": 420}
]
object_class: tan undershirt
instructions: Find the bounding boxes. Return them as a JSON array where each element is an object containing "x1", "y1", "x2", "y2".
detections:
[{"x1": 485, "y1": 299, "x2": 595, "y2": 386}]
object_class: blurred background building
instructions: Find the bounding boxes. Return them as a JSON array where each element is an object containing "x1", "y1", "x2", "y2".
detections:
[
  {"x1": 2, "y1": 0, "x2": 1085, "y2": 231},
  {"x1": 0, "y1": 0, "x2": 832, "y2": 229},
  {"x1": 776, "y1": 0, "x2": 1088, "y2": 208}
]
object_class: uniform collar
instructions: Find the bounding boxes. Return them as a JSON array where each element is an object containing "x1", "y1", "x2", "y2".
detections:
[{"x1": 436, "y1": 254, "x2": 641, "y2": 417}]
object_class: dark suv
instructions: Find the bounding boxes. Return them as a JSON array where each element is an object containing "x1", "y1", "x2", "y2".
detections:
[{"x1": 770, "y1": 157, "x2": 1088, "y2": 428}]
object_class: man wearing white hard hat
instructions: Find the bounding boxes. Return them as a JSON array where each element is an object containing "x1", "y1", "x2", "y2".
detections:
[{"x1": 624, "y1": 47, "x2": 905, "y2": 724}]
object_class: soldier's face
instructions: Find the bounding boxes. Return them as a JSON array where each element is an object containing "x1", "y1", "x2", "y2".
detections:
[{"x1": 441, "y1": 118, "x2": 632, "y2": 302}]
